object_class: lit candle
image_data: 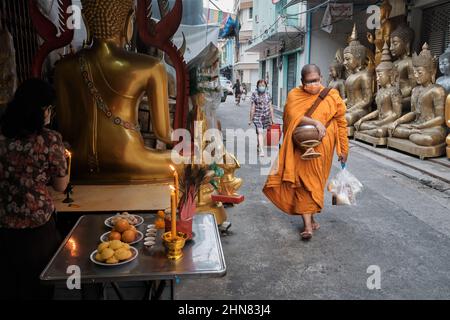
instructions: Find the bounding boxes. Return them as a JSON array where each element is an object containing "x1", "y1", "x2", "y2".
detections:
[
  {"x1": 169, "y1": 165, "x2": 179, "y2": 205},
  {"x1": 170, "y1": 186, "x2": 177, "y2": 239},
  {"x1": 65, "y1": 149, "x2": 72, "y2": 182}
]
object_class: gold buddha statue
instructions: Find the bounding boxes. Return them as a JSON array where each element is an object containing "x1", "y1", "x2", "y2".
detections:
[
  {"x1": 388, "y1": 43, "x2": 447, "y2": 157},
  {"x1": 436, "y1": 44, "x2": 450, "y2": 158},
  {"x1": 343, "y1": 25, "x2": 374, "y2": 135},
  {"x1": 328, "y1": 51, "x2": 346, "y2": 99},
  {"x1": 54, "y1": 0, "x2": 177, "y2": 182},
  {"x1": 390, "y1": 24, "x2": 416, "y2": 112},
  {"x1": 354, "y1": 43, "x2": 402, "y2": 144},
  {"x1": 367, "y1": 0, "x2": 393, "y2": 67}
]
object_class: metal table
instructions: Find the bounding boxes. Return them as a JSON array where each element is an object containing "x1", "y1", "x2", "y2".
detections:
[{"x1": 40, "y1": 213, "x2": 226, "y2": 300}]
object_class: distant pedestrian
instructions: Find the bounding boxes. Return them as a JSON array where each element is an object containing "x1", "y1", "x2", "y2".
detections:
[
  {"x1": 242, "y1": 84, "x2": 247, "y2": 101},
  {"x1": 232, "y1": 79, "x2": 242, "y2": 106},
  {"x1": 249, "y1": 79, "x2": 274, "y2": 157}
]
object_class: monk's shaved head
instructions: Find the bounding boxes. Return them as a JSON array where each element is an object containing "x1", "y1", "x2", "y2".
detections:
[{"x1": 301, "y1": 64, "x2": 321, "y2": 81}]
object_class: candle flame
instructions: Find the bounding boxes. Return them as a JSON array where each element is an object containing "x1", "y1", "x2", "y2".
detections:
[
  {"x1": 68, "y1": 239, "x2": 77, "y2": 256},
  {"x1": 169, "y1": 185, "x2": 175, "y2": 191},
  {"x1": 169, "y1": 165, "x2": 176, "y2": 172}
]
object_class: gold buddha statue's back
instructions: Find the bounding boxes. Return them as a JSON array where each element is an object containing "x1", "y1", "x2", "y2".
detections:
[{"x1": 55, "y1": 0, "x2": 177, "y2": 183}]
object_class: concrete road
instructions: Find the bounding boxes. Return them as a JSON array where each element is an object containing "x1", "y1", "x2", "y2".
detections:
[{"x1": 176, "y1": 97, "x2": 450, "y2": 300}]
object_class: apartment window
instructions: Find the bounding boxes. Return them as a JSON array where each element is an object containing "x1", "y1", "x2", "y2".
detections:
[{"x1": 248, "y1": 7, "x2": 253, "y2": 20}]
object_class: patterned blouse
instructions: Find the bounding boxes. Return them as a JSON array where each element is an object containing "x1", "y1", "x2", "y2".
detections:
[
  {"x1": 251, "y1": 91, "x2": 272, "y2": 130},
  {"x1": 0, "y1": 128, "x2": 67, "y2": 229}
]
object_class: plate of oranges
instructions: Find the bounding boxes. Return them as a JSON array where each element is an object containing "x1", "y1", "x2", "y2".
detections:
[{"x1": 100, "y1": 230, "x2": 144, "y2": 245}]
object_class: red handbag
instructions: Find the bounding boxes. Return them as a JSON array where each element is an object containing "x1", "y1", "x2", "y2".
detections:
[{"x1": 266, "y1": 123, "x2": 281, "y2": 146}]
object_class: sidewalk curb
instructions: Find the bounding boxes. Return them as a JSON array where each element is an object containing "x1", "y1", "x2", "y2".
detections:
[{"x1": 350, "y1": 140, "x2": 450, "y2": 185}]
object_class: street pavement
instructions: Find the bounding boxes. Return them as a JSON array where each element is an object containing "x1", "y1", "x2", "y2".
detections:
[{"x1": 175, "y1": 96, "x2": 450, "y2": 300}]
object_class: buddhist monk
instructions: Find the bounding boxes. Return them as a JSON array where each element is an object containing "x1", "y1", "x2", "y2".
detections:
[{"x1": 263, "y1": 64, "x2": 349, "y2": 240}]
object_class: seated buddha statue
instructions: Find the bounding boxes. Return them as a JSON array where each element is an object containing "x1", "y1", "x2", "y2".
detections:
[
  {"x1": 389, "y1": 43, "x2": 447, "y2": 149},
  {"x1": 355, "y1": 43, "x2": 402, "y2": 138},
  {"x1": 436, "y1": 44, "x2": 450, "y2": 158},
  {"x1": 390, "y1": 24, "x2": 417, "y2": 112},
  {"x1": 54, "y1": 0, "x2": 177, "y2": 182},
  {"x1": 328, "y1": 57, "x2": 346, "y2": 100},
  {"x1": 367, "y1": 0, "x2": 393, "y2": 67},
  {"x1": 343, "y1": 25, "x2": 374, "y2": 129}
]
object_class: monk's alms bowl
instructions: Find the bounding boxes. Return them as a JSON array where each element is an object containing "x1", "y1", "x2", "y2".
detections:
[{"x1": 293, "y1": 125, "x2": 321, "y2": 149}]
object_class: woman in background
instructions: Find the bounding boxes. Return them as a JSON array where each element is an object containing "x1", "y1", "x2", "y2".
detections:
[
  {"x1": 0, "y1": 78, "x2": 69, "y2": 299},
  {"x1": 249, "y1": 80, "x2": 274, "y2": 157}
]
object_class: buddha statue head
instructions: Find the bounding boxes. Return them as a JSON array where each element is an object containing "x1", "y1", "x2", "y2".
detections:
[
  {"x1": 81, "y1": 0, "x2": 135, "y2": 46},
  {"x1": 412, "y1": 43, "x2": 438, "y2": 86},
  {"x1": 329, "y1": 59, "x2": 345, "y2": 80},
  {"x1": 438, "y1": 44, "x2": 450, "y2": 77},
  {"x1": 390, "y1": 24, "x2": 414, "y2": 58},
  {"x1": 376, "y1": 42, "x2": 394, "y2": 87},
  {"x1": 343, "y1": 25, "x2": 367, "y2": 72}
]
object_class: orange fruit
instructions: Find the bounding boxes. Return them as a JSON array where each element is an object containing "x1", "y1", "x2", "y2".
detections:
[
  {"x1": 115, "y1": 218, "x2": 130, "y2": 233},
  {"x1": 155, "y1": 219, "x2": 165, "y2": 229},
  {"x1": 109, "y1": 231, "x2": 122, "y2": 241},
  {"x1": 122, "y1": 230, "x2": 136, "y2": 243}
]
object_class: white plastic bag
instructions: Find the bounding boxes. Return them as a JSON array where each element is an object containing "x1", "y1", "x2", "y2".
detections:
[{"x1": 328, "y1": 167, "x2": 363, "y2": 206}]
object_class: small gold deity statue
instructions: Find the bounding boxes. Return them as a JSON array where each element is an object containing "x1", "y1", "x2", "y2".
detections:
[
  {"x1": 390, "y1": 24, "x2": 416, "y2": 112},
  {"x1": 436, "y1": 44, "x2": 450, "y2": 158},
  {"x1": 328, "y1": 50, "x2": 346, "y2": 100},
  {"x1": 388, "y1": 43, "x2": 447, "y2": 158},
  {"x1": 54, "y1": 0, "x2": 177, "y2": 182},
  {"x1": 354, "y1": 43, "x2": 402, "y2": 145},
  {"x1": 218, "y1": 153, "x2": 243, "y2": 196},
  {"x1": 367, "y1": 0, "x2": 393, "y2": 67},
  {"x1": 343, "y1": 25, "x2": 374, "y2": 135},
  {"x1": 0, "y1": 25, "x2": 17, "y2": 114}
]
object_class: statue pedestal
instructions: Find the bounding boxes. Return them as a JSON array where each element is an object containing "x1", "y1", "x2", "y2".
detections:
[
  {"x1": 387, "y1": 138, "x2": 446, "y2": 159},
  {"x1": 347, "y1": 126, "x2": 355, "y2": 137},
  {"x1": 50, "y1": 184, "x2": 171, "y2": 212},
  {"x1": 211, "y1": 194, "x2": 245, "y2": 204},
  {"x1": 354, "y1": 132, "x2": 387, "y2": 147}
]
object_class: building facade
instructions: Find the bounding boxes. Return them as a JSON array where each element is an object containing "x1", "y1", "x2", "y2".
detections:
[
  {"x1": 233, "y1": 0, "x2": 260, "y2": 92},
  {"x1": 247, "y1": 0, "x2": 307, "y2": 110}
]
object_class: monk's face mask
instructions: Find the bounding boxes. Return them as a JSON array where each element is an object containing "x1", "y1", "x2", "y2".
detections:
[{"x1": 303, "y1": 81, "x2": 321, "y2": 95}]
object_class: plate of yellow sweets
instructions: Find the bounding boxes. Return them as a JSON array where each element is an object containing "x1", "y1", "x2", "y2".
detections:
[{"x1": 90, "y1": 240, "x2": 138, "y2": 266}]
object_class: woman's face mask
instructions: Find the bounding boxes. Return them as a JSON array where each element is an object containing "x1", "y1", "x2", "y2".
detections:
[{"x1": 258, "y1": 86, "x2": 266, "y2": 93}]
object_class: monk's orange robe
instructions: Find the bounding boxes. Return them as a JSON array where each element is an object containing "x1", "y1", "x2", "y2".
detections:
[{"x1": 263, "y1": 86, "x2": 349, "y2": 215}]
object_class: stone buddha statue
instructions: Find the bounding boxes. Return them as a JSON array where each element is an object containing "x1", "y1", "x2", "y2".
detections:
[
  {"x1": 388, "y1": 43, "x2": 446, "y2": 153},
  {"x1": 343, "y1": 25, "x2": 374, "y2": 133},
  {"x1": 328, "y1": 53, "x2": 346, "y2": 99},
  {"x1": 436, "y1": 44, "x2": 450, "y2": 158},
  {"x1": 355, "y1": 42, "x2": 402, "y2": 140},
  {"x1": 54, "y1": 0, "x2": 177, "y2": 182},
  {"x1": 390, "y1": 24, "x2": 416, "y2": 111},
  {"x1": 367, "y1": 0, "x2": 393, "y2": 67}
]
